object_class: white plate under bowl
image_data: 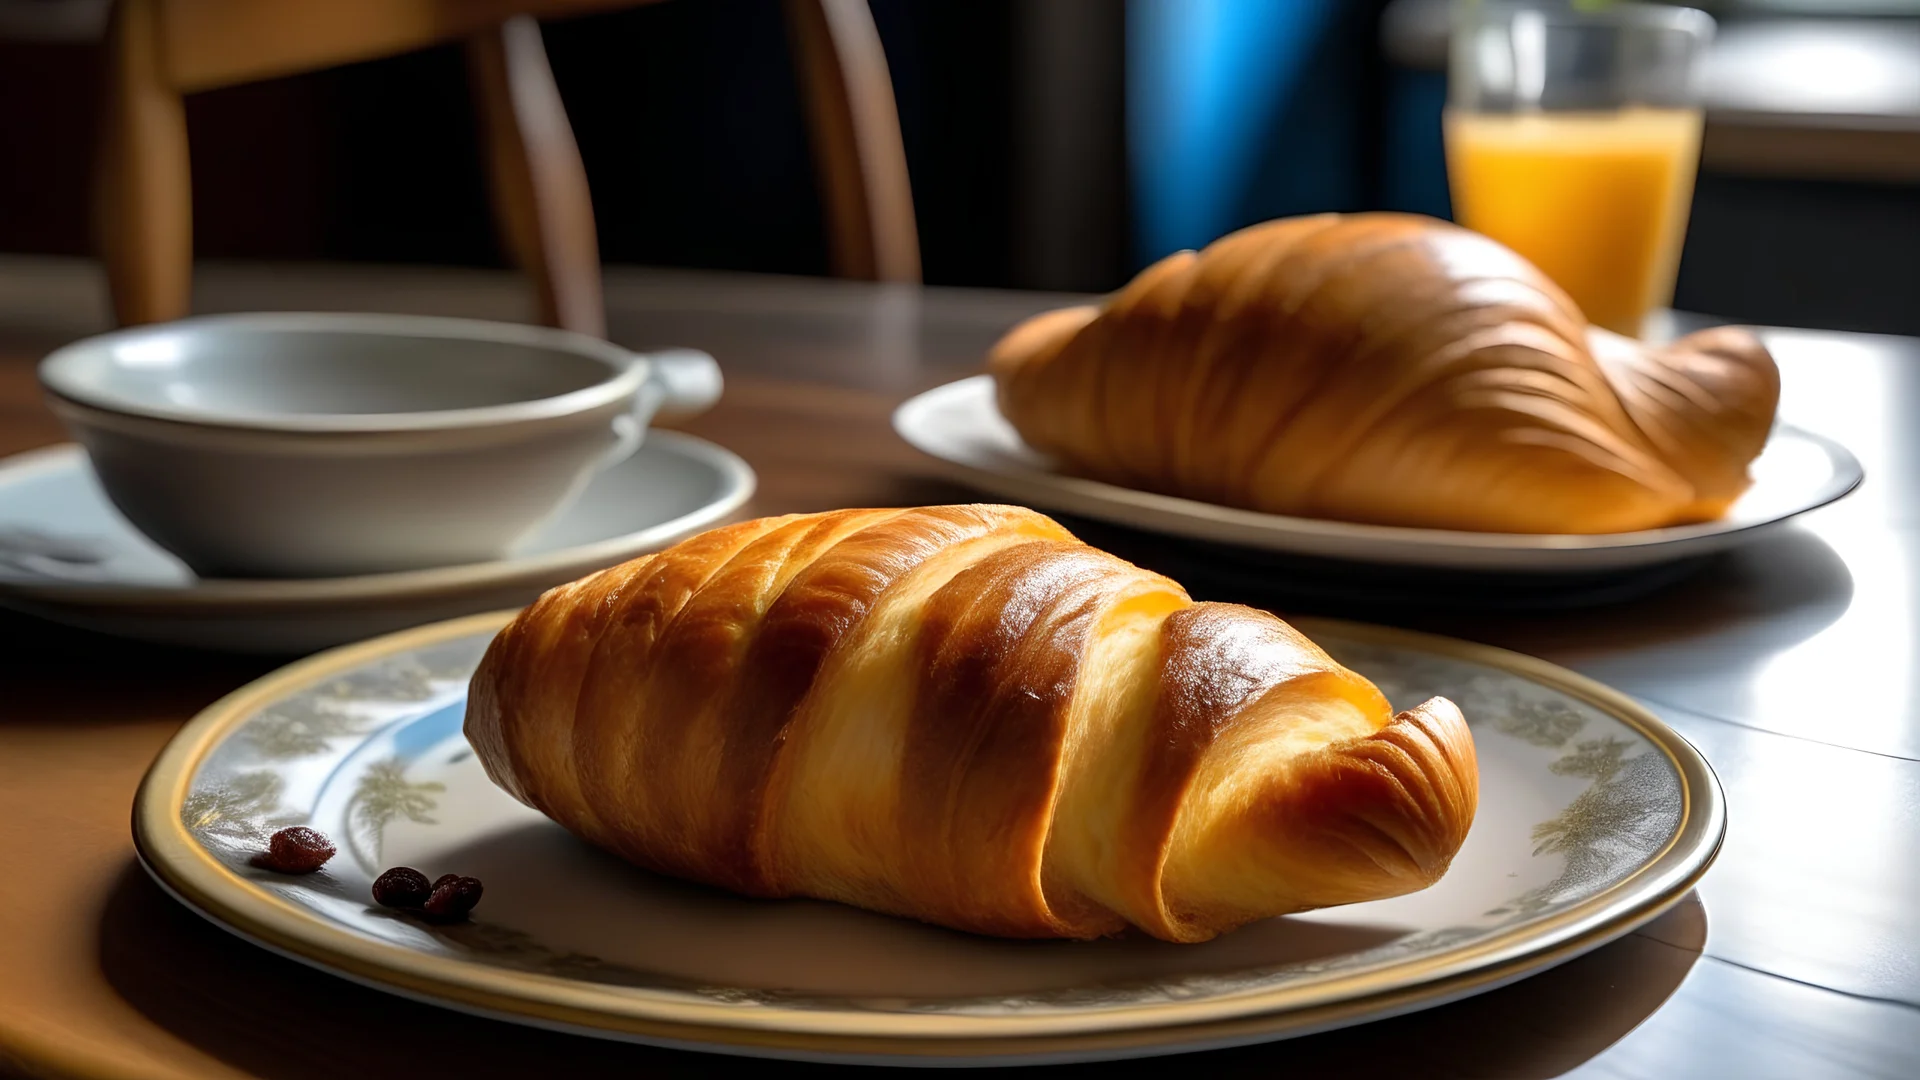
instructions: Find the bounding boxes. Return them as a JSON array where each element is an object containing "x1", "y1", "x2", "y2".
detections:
[
  {"x1": 0, "y1": 432, "x2": 754, "y2": 653},
  {"x1": 133, "y1": 611, "x2": 1722, "y2": 1065},
  {"x1": 893, "y1": 375, "x2": 1862, "y2": 573}
]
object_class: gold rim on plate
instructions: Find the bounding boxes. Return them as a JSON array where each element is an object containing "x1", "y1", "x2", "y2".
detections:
[{"x1": 133, "y1": 611, "x2": 1724, "y2": 1062}]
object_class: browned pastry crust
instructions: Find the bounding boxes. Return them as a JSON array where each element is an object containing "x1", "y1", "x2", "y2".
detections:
[
  {"x1": 467, "y1": 505, "x2": 1478, "y2": 942},
  {"x1": 989, "y1": 213, "x2": 1781, "y2": 533}
]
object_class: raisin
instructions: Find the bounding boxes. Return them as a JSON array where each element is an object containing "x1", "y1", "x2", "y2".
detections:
[
  {"x1": 432, "y1": 873, "x2": 461, "y2": 891},
  {"x1": 252, "y1": 827, "x2": 336, "y2": 874},
  {"x1": 422, "y1": 876, "x2": 484, "y2": 923},
  {"x1": 372, "y1": 866, "x2": 434, "y2": 909}
]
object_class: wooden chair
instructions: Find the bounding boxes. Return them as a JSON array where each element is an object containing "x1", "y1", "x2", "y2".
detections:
[{"x1": 96, "y1": 0, "x2": 921, "y2": 337}]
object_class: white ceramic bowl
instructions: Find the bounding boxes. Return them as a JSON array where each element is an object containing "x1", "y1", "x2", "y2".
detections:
[{"x1": 39, "y1": 313, "x2": 723, "y2": 578}]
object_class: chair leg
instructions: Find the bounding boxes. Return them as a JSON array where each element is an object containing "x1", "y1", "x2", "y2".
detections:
[
  {"x1": 783, "y1": 0, "x2": 921, "y2": 283},
  {"x1": 96, "y1": 0, "x2": 192, "y2": 327},
  {"x1": 467, "y1": 16, "x2": 605, "y2": 338}
]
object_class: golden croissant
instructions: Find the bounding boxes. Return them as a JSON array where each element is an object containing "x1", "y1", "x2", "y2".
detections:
[
  {"x1": 990, "y1": 212, "x2": 1780, "y2": 534},
  {"x1": 466, "y1": 505, "x2": 1477, "y2": 943}
]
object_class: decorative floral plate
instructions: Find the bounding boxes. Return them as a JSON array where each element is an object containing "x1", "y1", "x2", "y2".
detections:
[
  {"x1": 134, "y1": 611, "x2": 1723, "y2": 1065},
  {"x1": 893, "y1": 374, "x2": 1861, "y2": 573}
]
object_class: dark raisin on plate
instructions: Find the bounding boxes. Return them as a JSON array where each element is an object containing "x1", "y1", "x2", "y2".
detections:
[
  {"x1": 422, "y1": 876, "x2": 484, "y2": 923},
  {"x1": 371, "y1": 866, "x2": 434, "y2": 909},
  {"x1": 251, "y1": 826, "x2": 335, "y2": 874}
]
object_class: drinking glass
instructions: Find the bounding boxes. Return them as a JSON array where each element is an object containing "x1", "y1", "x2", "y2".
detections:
[{"x1": 1445, "y1": 1, "x2": 1715, "y2": 336}]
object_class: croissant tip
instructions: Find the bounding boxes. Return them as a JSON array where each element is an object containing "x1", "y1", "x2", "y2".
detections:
[
  {"x1": 463, "y1": 637, "x2": 528, "y2": 806},
  {"x1": 1296, "y1": 697, "x2": 1480, "y2": 891},
  {"x1": 987, "y1": 305, "x2": 1099, "y2": 378}
]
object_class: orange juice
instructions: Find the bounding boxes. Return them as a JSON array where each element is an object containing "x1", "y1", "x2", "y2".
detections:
[{"x1": 1445, "y1": 107, "x2": 1703, "y2": 335}]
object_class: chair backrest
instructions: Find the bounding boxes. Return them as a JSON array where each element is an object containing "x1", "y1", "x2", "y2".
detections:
[
  {"x1": 95, "y1": 0, "x2": 919, "y2": 330},
  {"x1": 151, "y1": 0, "x2": 656, "y2": 92}
]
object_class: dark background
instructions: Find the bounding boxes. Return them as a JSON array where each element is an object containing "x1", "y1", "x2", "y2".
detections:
[
  {"x1": 0, "y1": 0, "x2": 1913, "y2": 334},
  {"x1": 0, "y1": 0, "x2": 1038, "y2": 282}
]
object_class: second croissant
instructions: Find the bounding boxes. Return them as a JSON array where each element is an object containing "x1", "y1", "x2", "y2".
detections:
[{"x1": 990, "y1": 212, "x2": 1781, "y2": 535}]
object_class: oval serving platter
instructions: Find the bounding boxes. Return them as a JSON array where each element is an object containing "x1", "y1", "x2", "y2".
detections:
[
  {"x1": 893, "y1": 374, "x2": 1861, "y2": 574},
  {"x1": 134, "y1": 611, "x2": 1723, "y2": 1065}
]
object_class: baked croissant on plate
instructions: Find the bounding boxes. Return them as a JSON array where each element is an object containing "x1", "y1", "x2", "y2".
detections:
[
  {"x1": 990, "y1": 212, "x2": 1781, "y2": 534},
  {"x1": 467, "y1": 505, "x2": 1477, "y2": 943}
]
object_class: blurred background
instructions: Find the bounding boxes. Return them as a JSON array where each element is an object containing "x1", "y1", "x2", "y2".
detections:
[{"x1": 2, "y1": 0, "x2": 1915, "y2": 332}]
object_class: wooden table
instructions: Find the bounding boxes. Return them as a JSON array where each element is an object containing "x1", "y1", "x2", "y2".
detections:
[{"x1": 2, "y1": 259, "x2": 1916, "y2": 1079}]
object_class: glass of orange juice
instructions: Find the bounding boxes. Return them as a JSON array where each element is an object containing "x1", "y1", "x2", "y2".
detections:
[{"x1": 1445, "y1": 2, "x2": 1714, "y2": 336}]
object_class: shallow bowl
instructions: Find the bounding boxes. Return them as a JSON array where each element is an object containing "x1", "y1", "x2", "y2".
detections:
[{"x1": 39, "y1": 312, "x2": 720, "y2": 578}]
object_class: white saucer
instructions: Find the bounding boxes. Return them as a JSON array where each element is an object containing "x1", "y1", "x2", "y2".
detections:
[
  {"x1": 894, "y1": 375, "x2": 1862, "y2": 574},
  {"x1": 0, "y1": 433, "x2": 755, "y2": 652}
]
